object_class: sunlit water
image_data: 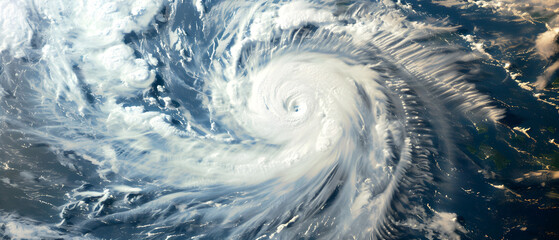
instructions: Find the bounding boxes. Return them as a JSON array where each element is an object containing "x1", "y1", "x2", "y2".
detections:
[{"x1": 1, "y1": 0, "x2": 558, "y2": 239}]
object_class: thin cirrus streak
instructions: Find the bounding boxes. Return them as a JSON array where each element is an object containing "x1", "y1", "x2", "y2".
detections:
[{"x1": 0, "y1": 0, "x2": 506, "y2": 239}]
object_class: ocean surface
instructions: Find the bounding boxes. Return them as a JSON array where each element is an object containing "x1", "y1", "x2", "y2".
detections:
[{"x1": 1, "y1": 0, "x2": 558, "y2": 239}]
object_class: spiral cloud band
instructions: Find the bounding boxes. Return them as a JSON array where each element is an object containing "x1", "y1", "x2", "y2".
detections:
[{"x1": 0, "y1": 0, "x2": 509, "y2": 239}]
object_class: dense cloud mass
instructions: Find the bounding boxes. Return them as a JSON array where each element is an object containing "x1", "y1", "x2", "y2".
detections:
[{"x1": 1, "y1": 0, "x2": 558, "y2": 239}]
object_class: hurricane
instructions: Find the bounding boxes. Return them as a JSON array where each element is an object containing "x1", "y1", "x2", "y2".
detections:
[{"x1": 1, "y1": 0, "x2": 558, "y2": 239}]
